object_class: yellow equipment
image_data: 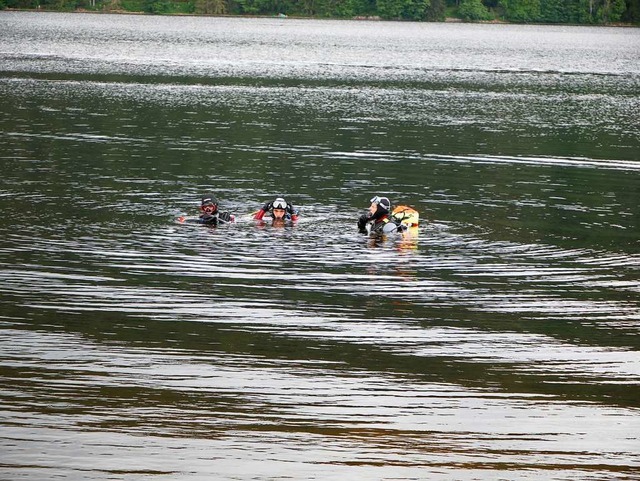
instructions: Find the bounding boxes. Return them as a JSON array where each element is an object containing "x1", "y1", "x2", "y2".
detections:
[{"x1": 391, "y1": 205, "x2": 419, "y2": 227}]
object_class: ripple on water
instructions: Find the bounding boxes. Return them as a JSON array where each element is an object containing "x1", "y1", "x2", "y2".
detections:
[{"x1": 1, "y1": 13, "x2": 639, "y2": 480}]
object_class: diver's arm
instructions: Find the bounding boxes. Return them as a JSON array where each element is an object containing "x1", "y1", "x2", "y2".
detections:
[{"x1": 253, "y1": 202, "x2": 272, "y2": 220}]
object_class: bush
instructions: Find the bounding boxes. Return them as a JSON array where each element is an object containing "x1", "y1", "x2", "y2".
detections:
[{"x1": 458, "y1": 0, "x2": 492, "y2": 20}]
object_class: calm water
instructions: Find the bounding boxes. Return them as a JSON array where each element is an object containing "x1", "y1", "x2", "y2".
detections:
[{"x1": 1, "y1": 11, "x2": 639, "y2": 481}]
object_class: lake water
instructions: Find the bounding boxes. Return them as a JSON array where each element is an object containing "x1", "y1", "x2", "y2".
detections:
[{"x1": 0, "y1": 11, "x2": 639, "y2": 481}]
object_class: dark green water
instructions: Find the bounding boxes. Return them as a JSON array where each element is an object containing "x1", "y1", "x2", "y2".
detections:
[{"x1": 0, "y1": 11, "x2": 639, "y2": 481}]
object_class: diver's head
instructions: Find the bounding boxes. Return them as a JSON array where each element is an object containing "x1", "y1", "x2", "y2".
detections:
[
  {"x1": 369, "y1": 195, "x2": 390, "y2": 217},
  {"x1": 200, "y1": 193, "x2": 219, "y2": 215},
  {"x1": 272, "y1": 197, "x2": 287, "y2": 220}
]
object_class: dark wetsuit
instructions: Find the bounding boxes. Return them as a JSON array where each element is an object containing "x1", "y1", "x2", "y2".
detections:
[
  {"x1": 179, "y1": 211, "x2": 234, "y2": 226},
  {"x1": 196, "y1": 211, "x2": 234, "y2": 226},
  {"x1": 358, "y1": 211, "x2": 404, "y2": 235}
]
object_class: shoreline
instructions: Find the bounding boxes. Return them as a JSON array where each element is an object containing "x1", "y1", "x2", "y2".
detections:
[{"x1": 2, "y1": 8, "x2": 637, "y2": 27}]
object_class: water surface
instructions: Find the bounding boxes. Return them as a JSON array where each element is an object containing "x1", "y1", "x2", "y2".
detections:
[{"x1": 0, "y1": 12, "x2": 639, "y2": 481}]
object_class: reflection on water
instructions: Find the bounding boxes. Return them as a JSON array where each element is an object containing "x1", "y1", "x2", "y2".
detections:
[{"x1": 1, "y1": 11, "x2": 639, "y2": 481}]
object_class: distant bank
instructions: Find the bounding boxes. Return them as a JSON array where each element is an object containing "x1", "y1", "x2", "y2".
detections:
[{"x1": 2, "y1": 0, "x2": 639, "y2": 26}]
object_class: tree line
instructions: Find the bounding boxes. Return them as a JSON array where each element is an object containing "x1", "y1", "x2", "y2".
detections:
[{"x1": 2, "y1": 0, "x2": 638, "y2": 24}]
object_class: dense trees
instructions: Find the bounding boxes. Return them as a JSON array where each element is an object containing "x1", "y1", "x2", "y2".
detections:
[
  {"x1": 2, "y1": 0, "x2": 638, "y2": 23},
  {"x1": 456, "y1": 0, "x2": 632, "y2": 22},
  {"x1": 502, "y1": 0, "x2": 628, "y2": 23}
]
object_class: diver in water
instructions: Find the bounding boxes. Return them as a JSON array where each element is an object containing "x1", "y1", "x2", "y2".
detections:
[
  {"x1": 198, "y1": 193, "x2": 234, "y2": 225},
  {"x1": 254, "y1": 197, "x2": 299, "y2": 225},
  {"x1": 178, "y1": 193, "x2": 235, "y2": 225},
  {"x1": 357, "y1": 195, "x2": 406, "y2": 234}
]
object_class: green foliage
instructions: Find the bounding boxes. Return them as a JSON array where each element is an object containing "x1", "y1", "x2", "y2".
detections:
[
  {"x1": 536, "y1": 0, "x2": 629, "y2": 23},
  {"x1": 424, "y1": 0, "x2": 445, "y2": 19},
  {"x1": 539, "y1": 0, "x2": 564, "y2": 22},
  {"x1": 194, "y1": 0, "x2": 225, "y2": 13},
  {"x1": 102, "y1": 0, "x2": 123, "y2": 10},
  {"x1": 376, "y1": 0, "x2": 431, "y2": 20},
  {"x1": 141, "y1": 0, "x2": 193, "y2": 12},
  {"x1": 622, "y1": 0, "x2": 640, "y2": 22},
  {"x1": 175, "y1": 0, "x2": 195, "y2": 12},
  {"x1": 458, "y1": 0, "x2": 492, "y2": 20},
  {"x1": 499, "y1": 0, "x2": 540, "y2": 21},
  {"x1": 330, "y1": 0, "x2": 359, "y2": 17},
  {"x1": 118, "y1": 0, "x2": 144, "y2": 10},
  {"x1": 235, "y1": 0, "x2": 294, "y2": 14},
  {"x1": 37, "y1": 0, "x2": 79, "y2": 9},
  {"x1": 599, "y1": 0, "x2": 626, "y2": 22},
  {"x1": 143, "y1": 0, "x2": 163, "y2": 12}
]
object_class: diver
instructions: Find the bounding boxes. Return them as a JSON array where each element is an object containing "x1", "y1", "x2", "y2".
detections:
[
  {"x1": 357, "y1": 195, "x2": 406, "y2": 234},
  {"x1": 178, "y1": 193, "x2": 235, "y2": 225},
  {"x1": 254, "y1": 197, "x2": 299, "y2": 225}
]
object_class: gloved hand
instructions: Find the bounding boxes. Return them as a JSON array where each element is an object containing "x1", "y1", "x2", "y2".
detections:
[
  {"x1": 357, "y1": 214, "x2": 368, "y2": 230},
  {"x1": 218, "y1": 212, "x2": 232, "y2": 222},
  {"x1": 262, "y1": 202, "x2": 273, "y2": 212}
]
